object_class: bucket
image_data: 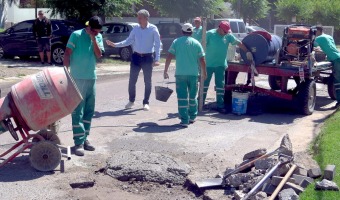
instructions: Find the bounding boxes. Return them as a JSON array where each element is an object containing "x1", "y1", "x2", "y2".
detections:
[
  {"x1": 232, "y1": 91, "x2": 249, "y2": 115},
  {"x1": 155, "y1": 86, "x2": 173, "y2": 102},
  {"x1": 10, "y1": 67, "x2": 83, "y2": 131},
  {"x1": 240, "y1": 33, "x2": 282, "y2": 65}
]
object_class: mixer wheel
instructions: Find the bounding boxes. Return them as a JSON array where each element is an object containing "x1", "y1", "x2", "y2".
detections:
[
  {"x1": 29, "y1": 141, "x2": 61, "y2": 172},
  {"x1": 32, "y1": 129, "x2": 61, "y2": 145},
  {"x1": 5, "y1": 119, "x2": 19, "y2": 141}
]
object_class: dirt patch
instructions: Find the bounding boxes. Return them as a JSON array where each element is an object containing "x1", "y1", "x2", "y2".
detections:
[{"x1": 0, "y1": 65, "x2": 39, "y2": 79}]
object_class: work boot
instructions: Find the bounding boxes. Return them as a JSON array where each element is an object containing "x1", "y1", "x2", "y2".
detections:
[
  {"x1": 84, "y1": 140, "x2": 95, "y2": 151},
  {"x1": 74, "y1": 144, "x2": 84, "y2": 156},
  {"x1": 189, "y1": 119, "x2": 196, "y2": 124},
  {"x1": 217, "y1": 107, "x2": 227, "y2": 114},
  {"x1": 125, "y1": 101, "x2": 134, "y2": 109},
  {"x1": 179, "y1": 122, "x2": 189, "y2": 128}
]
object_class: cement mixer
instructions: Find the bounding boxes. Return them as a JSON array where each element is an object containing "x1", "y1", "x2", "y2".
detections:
[{"x1": 0, "y1": 67, "x2": 82, "y2": 171}]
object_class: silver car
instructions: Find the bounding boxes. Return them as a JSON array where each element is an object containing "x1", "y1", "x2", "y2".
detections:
[{"x1": 101, "y1": 22, "x2": 138, "y2": 61}]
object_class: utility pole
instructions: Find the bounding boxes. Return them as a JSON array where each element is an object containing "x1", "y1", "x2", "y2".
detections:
[{"x1": 35, "y1": 0, "x2": 38, "y2": 18}]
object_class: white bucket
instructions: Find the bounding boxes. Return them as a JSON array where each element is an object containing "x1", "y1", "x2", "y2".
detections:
[{"x1": 232, "y1": 91, "x2": 249, "y2": 115}]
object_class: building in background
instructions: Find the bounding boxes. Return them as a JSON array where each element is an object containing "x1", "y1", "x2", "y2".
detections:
[{"x1": 1, "y1": 0, "x2": 61, "y2": 29}]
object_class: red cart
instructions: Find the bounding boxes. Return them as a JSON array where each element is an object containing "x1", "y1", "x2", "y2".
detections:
[{"x1": 225, "y1": 61, "x2": 334, "y2": 115}]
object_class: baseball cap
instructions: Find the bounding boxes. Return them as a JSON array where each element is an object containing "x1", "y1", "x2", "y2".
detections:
[
  {"x1": 194, "y1": 17, "x2": 201, "y2": 22},
  {"x1": 88, "y1": 16, "x2": 103, "y2": 29},
  {"x1": 182, "y1": 23, "x2": 194, "y2": 33},
  {"x1": 219, "y1": 21, "x2": 230, "y2": 33}
]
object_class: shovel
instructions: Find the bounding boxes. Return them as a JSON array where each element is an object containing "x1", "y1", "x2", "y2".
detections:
[
  {"x1": 196, "y1": 148, "x2": 281, "y2": 188},
  {"x1": 241, "y1": 154, "x2": 294, "y2": 200}
]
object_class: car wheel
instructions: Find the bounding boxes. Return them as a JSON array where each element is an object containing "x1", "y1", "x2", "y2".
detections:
[
  {"x1": 52, "y1": 45, "x2": 65, "y2": 65},
  {"x1": 119, "y1": 47, "x2": 132, "y2": 61}
]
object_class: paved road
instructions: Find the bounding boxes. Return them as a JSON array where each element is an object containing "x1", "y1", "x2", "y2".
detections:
[{"x1": 0, "y1": 69, "x2": 336, "y2": 200}]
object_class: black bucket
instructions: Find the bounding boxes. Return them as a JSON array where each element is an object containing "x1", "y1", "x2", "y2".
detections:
[{"x1": 155, "y1": 86, "x2": 173, "y2": 102}]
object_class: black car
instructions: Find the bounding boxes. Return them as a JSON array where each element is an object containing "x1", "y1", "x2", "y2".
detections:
[
  {"x1": 0, "y1": 19, "x2": 84, "y2": 64},
  {"x1": 155, "y1": 22, "x2": 182, "y2": 52}
]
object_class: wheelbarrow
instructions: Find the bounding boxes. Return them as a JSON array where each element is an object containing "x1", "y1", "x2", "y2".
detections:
[{"x1": 0, "y1": 67, "x2": 82, "y2": 171}]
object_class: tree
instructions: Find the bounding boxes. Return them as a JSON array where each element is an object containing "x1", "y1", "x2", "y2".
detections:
[
  {"x1": 46, "y1": 0, "x2": 140, "y2": 22},
  {"x1": 275, "y1": 0, "x2": 314, "y2": 23},
  {"x1": 228, "y1": 0, "x2": 269, "y2": 23},
  {"x1": 149, "y1": 0, "x2": 225, "y2": 22}
]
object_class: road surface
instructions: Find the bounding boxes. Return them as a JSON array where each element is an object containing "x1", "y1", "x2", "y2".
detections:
[{"x1": 0, "y1": 68, "x2": 336, "y2": 200}]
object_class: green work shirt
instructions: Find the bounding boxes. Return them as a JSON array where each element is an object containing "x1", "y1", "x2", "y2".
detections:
[
  {"x1": 192, "y1": 26, "x2": 203, "y2": 42},
  {"x1": 314, "y1": 34, "x2": 340, "y2": 62},
  {"x1": 168, "y1": 36, "x2": 205, "y2": 77},
  {"x1": 206, "y1": 29, "x2": 240, "y2": 68},
  {"x1": 66, "y1": 29, "x2": 104, "y2": 79}
]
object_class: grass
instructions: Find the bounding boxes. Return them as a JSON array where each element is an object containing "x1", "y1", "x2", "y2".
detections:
[
  {"x1": 300, "y1": 111, "x2": 340, "y2": 200},
  {"x1": 17, "y1": 73, "x2": 26, "y2": 77},
  {"x1": 0, "y1": 28, "x2": 4, "y2": 33}
]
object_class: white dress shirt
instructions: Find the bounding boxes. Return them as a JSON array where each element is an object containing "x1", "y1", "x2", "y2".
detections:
[{"x1": 115, "y1": 23, "x2": 161, "y2": 61}]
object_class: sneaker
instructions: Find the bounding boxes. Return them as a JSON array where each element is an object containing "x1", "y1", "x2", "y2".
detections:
[
  {"x1": 84, "y1": 140, "x2": 95, "y2": 151},
  {"x1": 189, "y1": 119, "x2": 196, "y2": 124},
  {"x1": 179, "y1": 122, "x2": 189, "y2": 128},
  {"x1": 125, "y1": 101, "x2": 134, "y2": 109},
  {"x1": 48, "y1": 62, "x2": 53, "y2": 66},
  {"x1": 143, "y1": 104, "x2": 150, "y2": 111},
  {"x1": 74, "y1": 144, "x2": 84, "y2": 156},
  {"x1": 41, "y1": 62, "x2": 45, "y2": 65}
]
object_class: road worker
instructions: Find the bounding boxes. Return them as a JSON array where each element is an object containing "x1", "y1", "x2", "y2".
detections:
[
  {"x1": 192, "y1": 17, "x2": 203, "y2": 42},
  {"x1": 203, "y1": 21, "x2": 253, "y2": 113},
  {"x1": 63, "y1": 16, "x2": 104, "y2": 156},
  {"x1": 164, "y1": 23, "x2": 207, "y2": 127},
  {"x1": 314, "y1": 25, "x2": 340, "y2": 107}
]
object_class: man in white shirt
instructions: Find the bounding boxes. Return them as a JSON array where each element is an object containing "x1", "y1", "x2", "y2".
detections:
[{"x1": 106, "y1": 9, "x2": 161, "y2": 111}]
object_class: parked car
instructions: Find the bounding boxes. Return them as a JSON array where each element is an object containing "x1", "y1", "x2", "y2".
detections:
[
  {"x1": 246, "y1": 25, "x2": 267, "y2": 33},
  {"x1": 155, "y1": 21, "x2": 182, "y2": 52},
  {"x1": 101, "y1": 22, "x2": 138, "y2": 61},
  {"x1": 0, "y1": 19, "x2": 84, "y2": 64},
  {"x1": 208, "y1": 18, "x2": 247, "y2": 41}
]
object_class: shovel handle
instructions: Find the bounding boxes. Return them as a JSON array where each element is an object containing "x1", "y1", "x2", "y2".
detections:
[
  {"x1": 224, "y1": 148, "x2": 279, "y2": 180},
  {"x1": 269, "y1": 164, "x2": 297, "y2": 200}
]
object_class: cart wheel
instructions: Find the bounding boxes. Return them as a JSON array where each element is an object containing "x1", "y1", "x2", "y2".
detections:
[
  {"x1": 46, "y1": 120, "x2": 60, "y2": 135},
  {"x1": 327, "y1": 76, "x2": 336, "y2": 100},
  {"x1": 29, "y1": 141, "x2": 61, "y2": 172},
  {"x1": 297, "y1": 79, "x2": 316, "y2": 115},
  {"x1": 268, "y1": 75, "x2": 282, "y2": 90},
  {"x1": 32, "y1": 129, "x2": 61, "y2": 145}
]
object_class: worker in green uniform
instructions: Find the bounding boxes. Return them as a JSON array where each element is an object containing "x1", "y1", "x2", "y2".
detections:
[
  {"x1": 192, "y1": 17, "x2": 203, "y2": 42},
  {"x1": 203, "y1": 21, "x2": 253, "y2": 113},
  {"x1": 164, "y1": 23, "x2": 207, "y2": 127},
  {"x1": 63, "y1": 16, "x2": 104, "y2": 156},
  {"x1": 314, "y1": 25, "x2": 340, "y2": 107}
]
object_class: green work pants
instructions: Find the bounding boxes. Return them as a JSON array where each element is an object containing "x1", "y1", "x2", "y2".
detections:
[
  {"x1": 176, "y1": 76, "x2": 199, "y2": 124},
  {"x1": 72, "y1": 79, "x2": 96, "y2": 145},
  {"x1": 203, "y1": 66, "x2": 226, "y2": 108},
  {"x1": 333, "y1": 58, "x2": 340, "y2": 102}
]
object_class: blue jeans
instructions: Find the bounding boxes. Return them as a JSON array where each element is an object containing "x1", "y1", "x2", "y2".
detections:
[{"x1": 129, "y1": 53, "x2": 154, "y2": 105}]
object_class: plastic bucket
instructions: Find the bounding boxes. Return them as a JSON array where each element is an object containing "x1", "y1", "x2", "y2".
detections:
[
  {"x1": 155, "y1": 86, "x2": 173, "y2": 102},
  {"x1": 10, "y1": 67, "x2": 83, "y2": 131},
  {"x1": 232, "y1": 91, "x2": 249, "y2": 115}
]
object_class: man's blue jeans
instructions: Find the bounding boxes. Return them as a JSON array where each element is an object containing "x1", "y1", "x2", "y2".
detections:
[{"x1": 129, "y1": 53, "x2": 154, "y2": 105}]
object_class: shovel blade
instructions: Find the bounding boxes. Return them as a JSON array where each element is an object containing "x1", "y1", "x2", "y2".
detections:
[{"x1": 196, "y1": 178, "x2": 224, "y2": 188}]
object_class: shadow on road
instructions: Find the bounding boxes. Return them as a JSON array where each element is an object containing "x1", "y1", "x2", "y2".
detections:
[
  {"x1": 0, "y1": 156, "x2": 54, "y2": 182},
  {"x1": 133, "y1": 122, "x2": 183, "y2": 133},
  {"x1": 93, "y1": 108, "x2": 143, "y2": 118}
]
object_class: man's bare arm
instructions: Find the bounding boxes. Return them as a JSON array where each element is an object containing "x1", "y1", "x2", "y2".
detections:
[{"x1": 63, "y1": 47, "x2": 72, "y2": 69}]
